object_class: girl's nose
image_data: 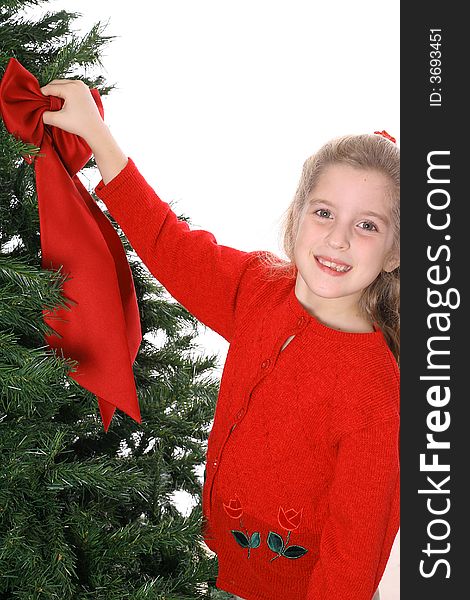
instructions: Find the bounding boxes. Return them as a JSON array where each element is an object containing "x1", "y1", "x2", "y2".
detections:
[{"x1": 326, "y1": 225, "x2": 350, "y2": 250}]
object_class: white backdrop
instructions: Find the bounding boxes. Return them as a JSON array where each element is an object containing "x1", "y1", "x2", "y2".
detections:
[{"x1": 28, "y1": 1, "x2": 400, "y2": 597}]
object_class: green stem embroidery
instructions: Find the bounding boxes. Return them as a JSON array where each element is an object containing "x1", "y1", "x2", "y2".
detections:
[
  {"x1": 230, "y1": 523, "x2": 261, "y2": 558},
  {"x1": 239, "y1": 517, "x2": 249, "y2": 539}
]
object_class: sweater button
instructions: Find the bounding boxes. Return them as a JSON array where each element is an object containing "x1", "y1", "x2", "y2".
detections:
[
  {"x1": 297, "y1": 316, "x2": 306, "y2": 327},
  {"x1": 236, "y1": 408, "x2": 245, "y2": 420},
  {"x1": 261, "y1": 358, "x2": 271, "y2": 369},
  {"x1": 212, "y1": 459, "x2": 218, "y2": 468}
]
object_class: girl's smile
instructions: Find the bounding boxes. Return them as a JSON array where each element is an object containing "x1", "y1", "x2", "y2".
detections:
[{"x1": 314, "y1": 255, "x2": 352, "y2": 275}]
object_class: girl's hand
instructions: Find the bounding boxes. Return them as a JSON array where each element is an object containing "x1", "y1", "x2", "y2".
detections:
[{"x1": 40, "y1": 79, "x2": 105, "y2": 143}]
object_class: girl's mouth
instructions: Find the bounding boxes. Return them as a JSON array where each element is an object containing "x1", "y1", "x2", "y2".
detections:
[{"x1": 315, "y1": 256, "x2": 352, "y2": 276}]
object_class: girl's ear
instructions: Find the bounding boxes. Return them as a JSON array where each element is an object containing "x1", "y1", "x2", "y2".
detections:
[{"x1": 383, "y1": 254, "x2": 400, "y2": 273}]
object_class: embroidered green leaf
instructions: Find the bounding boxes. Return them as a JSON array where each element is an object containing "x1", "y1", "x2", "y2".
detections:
[
  {"x1": 283, "y1": 545, "x2": 308, "y2": 559},
  {"x1": 267, "y1": 531, "x2": 284, "y2": 554},
  {"x1": 250, "y1": 532, "x2": 261, "y2": 548},
  {"x1": 231, "y1": 530, "x2": 250, "y2": 548}
]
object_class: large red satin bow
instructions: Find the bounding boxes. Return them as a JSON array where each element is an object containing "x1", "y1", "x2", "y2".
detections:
[{"x1": 0, "y1": 57, "x2": 142, "y2": 431}]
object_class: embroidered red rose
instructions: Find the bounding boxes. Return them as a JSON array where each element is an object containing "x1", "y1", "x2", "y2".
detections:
[
  {"x1": 223, "y1": 497, "x2": 243, "y2": 519},
  {"x1": 278, "y1": 506, "x2": 303, "y2": 531}
]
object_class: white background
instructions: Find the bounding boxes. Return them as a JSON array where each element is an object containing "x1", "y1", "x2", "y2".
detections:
[{"x1": 27, "y1": 1, "x2": 400, "y2": 597}]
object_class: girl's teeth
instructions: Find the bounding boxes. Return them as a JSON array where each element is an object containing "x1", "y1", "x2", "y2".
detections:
[{"x1": 317, "y1": 258, "x2": 351, "y2": 272}]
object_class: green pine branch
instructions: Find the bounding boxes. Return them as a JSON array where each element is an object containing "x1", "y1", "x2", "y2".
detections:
[{"x1": 0, "y1": 2, "x2": 221, "y2": 597}]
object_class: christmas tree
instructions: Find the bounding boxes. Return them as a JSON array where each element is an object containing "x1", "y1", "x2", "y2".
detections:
[{"x1": 0, "y1": 1, "x2": 229, "y2": 597}]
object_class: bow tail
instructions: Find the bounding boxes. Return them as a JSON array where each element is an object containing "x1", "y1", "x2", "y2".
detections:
[
  {"x1": 73, "y1": 173, "x2": 142, "y2": 362},
  {"x1": 37, "y1": 135, "x2": 142, "y2": 430}
]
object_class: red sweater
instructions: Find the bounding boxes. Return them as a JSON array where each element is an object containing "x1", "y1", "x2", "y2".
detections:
[{"x1": 95, "y1": 157, "x2": 400, "y2": 600}]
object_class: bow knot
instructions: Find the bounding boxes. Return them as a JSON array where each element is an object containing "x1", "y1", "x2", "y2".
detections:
[{"x1": 0, "y1": 58, "x2": 104, "y2": 176}]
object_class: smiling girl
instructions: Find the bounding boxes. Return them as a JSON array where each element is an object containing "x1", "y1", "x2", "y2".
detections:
[{"x1": 40, "y1": 79, "x2": 399, "y2": 600}]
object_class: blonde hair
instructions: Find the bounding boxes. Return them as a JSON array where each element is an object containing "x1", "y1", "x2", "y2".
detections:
[{"x1": 260, "y1": 133, "x2": 400, "y2": 365}]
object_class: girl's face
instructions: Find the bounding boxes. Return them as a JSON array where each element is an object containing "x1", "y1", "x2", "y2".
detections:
[{"x1": 293, "y1": 163, "x2": 399, "y2": 321}]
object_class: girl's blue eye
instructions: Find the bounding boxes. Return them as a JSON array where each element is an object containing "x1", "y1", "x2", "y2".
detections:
[
  {"x1": 313, "y1": 209, "x2": 379, "y2": 232},
  {"x1": 358, "y1": 221, "x2": 378, "y2": 232},
  {"x1": 314, "y1": 208, "x2": 332, "y2": 219}
]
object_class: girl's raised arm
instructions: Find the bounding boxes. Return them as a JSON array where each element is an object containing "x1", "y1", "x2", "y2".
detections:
[
  {"x1": 94, "y1": 156, "x2": 262, "y2": 342},
  {"x1": 40, "y1": 81, "x2": 263, "y2": 342}
]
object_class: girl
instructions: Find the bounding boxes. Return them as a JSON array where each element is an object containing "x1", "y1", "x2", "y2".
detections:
[{"x1": 40, "y1": 79, "x2": 399, "y2": 600}]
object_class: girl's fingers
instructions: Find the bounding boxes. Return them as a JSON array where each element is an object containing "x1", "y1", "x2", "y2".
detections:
[
  {"x1": 40, "y1": 79, "x2": 86, "y2": 96},
  {"x1": 42, "y1": 109, "x2": 61, "y2": 127},
  {"x1": 43, "y1": 79, "x2": 77, "y2": 85},
  {"x1": 40, "y1": 86, "x2": 65, "y2": 97},
  {"x1": 39, "y1": 79, "x2": 98, "y2": 136}
]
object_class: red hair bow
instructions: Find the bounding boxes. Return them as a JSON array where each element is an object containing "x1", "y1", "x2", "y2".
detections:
[
  {"x1": 373, "y1": 130, "x2": 397, "y2": 144},
  {"x1": 0, "y1": 57, "x2": 142, "y2": 432}
]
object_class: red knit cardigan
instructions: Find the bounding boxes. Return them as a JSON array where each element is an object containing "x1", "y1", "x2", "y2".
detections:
[{"x1": 95, "y1": 157, "x2": 400, "y2": 600}]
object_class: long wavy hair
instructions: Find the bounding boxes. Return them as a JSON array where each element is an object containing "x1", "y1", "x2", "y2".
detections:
[{"x1": 260, "y1": 133, "x2": 400, "y2": 365}]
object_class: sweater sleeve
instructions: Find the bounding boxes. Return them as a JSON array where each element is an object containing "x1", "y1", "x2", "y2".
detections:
[
  {"x1": 307, "y1": 417, "x2": 400, "y2": 600},
  {"x1": 94, "y1": 157, "x2": 262, "y2": 342}
]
